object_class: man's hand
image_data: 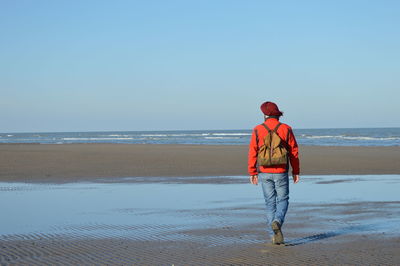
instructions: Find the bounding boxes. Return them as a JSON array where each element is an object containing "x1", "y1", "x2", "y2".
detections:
[
  {"x1": 249, "y1": 175, "x2": 258, "y2": 185},
  {"x1": 292, "y1": 174, "x2": 300, "y2": 184}
]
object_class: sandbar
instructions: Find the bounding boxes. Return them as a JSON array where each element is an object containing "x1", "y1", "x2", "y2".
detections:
[{"x1": 0, "y1": 143, "x2": 399, "y2": 182}]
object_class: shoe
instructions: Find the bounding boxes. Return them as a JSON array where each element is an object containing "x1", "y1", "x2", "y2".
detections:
[
  {"x1": 271, "y1": 221, "x2": 284, "y2": 245},
  {"x1": 271, "y1": 235, "x2": 278, "y2": 245}
]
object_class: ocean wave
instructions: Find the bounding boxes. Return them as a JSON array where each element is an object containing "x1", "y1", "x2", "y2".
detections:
[
  {"x1": 62, "y1": 137, "x2": 135, "y2": 141},
  {"x1": 341, "y1": 136, "x2": 400, "y2": 141},
  {"x1": 211, "y1": 133, "x2": 251, "y2": 136},
  {"x1": 205, "y1": 137, "x2": 241, "y2": 139},
  {"x1": 169, "y1": 134, "x2": 204, "y2": 137},
  {"x1": 302, "y1": 135, "x2": 400, "y2": 141},
  {"x1": 301, "y1": 135, "x2": 339, "y2": 139},
  {"x1": 142, "y1": 133, "x2": 207, "y2": 137},
  {"x1": 140, "y1": 134, "x2": 169, "y2": 137}
]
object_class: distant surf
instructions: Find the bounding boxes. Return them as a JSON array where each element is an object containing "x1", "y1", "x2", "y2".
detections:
[{"x1": 0, "y1": 128, "x2": 399, "y2": 146}]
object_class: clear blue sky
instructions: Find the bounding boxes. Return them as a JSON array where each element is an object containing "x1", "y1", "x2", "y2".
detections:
[{"x1": 1, "y1": 0, "x2": 399, "y2": 132}]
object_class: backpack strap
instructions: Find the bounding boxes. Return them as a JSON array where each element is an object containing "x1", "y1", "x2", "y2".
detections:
[
  {"x1": 254, "y1": 128, "x2": 259, "y2": 147},
  {"x1": 261, "y1": 123, "x2": 272, "y2": 133},
  {"x1": 272, "y1": 123, "x2": 282, "y2": 133},
  {"x1": 284, "y1": 128, "x2": 291, "y2": 172},
  {"x1": 261, "y1": 122, "x2": 281, "y2": 134}
]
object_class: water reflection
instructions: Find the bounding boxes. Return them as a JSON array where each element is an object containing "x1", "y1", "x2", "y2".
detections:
[{"x1": 0, "y1": 175, "x2": 399, "y2": 245}]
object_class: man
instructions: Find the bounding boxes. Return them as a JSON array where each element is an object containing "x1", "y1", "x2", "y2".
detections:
[{"x1": 248, "y1": 101, "x2": 300, "y2": 245}]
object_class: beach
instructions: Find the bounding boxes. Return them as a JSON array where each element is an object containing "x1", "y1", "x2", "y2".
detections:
[
  {"x1": 3, "y1": 0, "x2": 400, "y2": 263},
  {"x1": 0, "y1": 143, "x2": 399, "y2": 183},
  {"x1": 1, "y1": 144, "x2": 400, "y2": 265}
]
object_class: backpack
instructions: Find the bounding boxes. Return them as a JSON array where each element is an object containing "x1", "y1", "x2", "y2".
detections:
[{"x1": 256, "y1": 123, "x2": 288, "y2": 166}]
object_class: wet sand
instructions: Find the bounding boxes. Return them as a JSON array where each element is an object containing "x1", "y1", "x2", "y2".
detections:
[
  {"x1": 0, "y1": 144, "x2": 399, "y2": 183},
  {"x1": 1, "y1": 234, "x2": 399, "y2": 265}
]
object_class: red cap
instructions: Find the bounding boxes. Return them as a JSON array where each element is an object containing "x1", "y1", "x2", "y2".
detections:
[{"x1": 260, "y1": 101, "x2": 283, "y2": 116}]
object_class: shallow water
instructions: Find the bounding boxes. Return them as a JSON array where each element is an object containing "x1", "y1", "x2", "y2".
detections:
[{"x1": 0, "y1": 175, "x2": 399, "y2": 245}]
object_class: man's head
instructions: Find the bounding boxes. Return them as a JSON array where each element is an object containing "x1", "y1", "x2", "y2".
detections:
[{"x1": 260, "y1": 101, "x2": 283, "y2": 117}]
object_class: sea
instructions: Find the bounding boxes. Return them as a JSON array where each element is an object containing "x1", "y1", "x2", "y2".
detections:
[{"x1": 0, "y1": 128, "x2": 399, "y2": 146}]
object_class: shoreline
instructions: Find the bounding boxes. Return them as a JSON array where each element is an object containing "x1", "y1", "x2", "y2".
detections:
[{"x1": 1, "y1": 143, "x2": 399, "y2": 183}]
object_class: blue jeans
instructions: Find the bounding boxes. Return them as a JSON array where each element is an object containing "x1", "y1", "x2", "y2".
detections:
[{"x1": 259, "y1": 172, "x2": 289, "y2": 235}]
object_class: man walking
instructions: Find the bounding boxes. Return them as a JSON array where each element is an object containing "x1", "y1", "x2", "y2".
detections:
[{"x1": 248, "y1": 101, "x2": 300, "y2": 245}]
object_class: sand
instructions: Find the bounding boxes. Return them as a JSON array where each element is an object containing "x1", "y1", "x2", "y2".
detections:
[
  {"x1": 1, "y1": 235, "x2": 399, "y2": 265},
  {"x1": 0, "y1": 143, "x2": 399, "y2": 183}
]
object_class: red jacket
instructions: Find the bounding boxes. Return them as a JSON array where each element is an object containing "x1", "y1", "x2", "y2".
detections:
[{"x1": 248, "y1": 118, "x2": 300, "y2": 175}]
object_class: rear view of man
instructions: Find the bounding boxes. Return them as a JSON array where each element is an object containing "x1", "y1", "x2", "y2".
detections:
[{"x1": 248, "y1": 101, "x2": 300, "y2": 245}]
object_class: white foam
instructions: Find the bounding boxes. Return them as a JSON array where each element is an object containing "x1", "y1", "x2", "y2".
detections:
[
  {"x1": 341, "y1": 136, "x2": 400, "y2": 141},
  {"x1": 62, "y1": 137, "x2": 134, "y2": 141},
  {"x1": 211, "y1": 133, "x2": 251, "y2": 136},
  {"x1": 205, "y1": 137, "x2": 240, "y2": 139},
  {"x1": 141, "y1": 134, "x2": 168, "y2": 137},
  {"x1": 303, "y1": 135, "x2": 400, "y2": 141},
  {"x1": 142, "y1": 133, "x2": 205, "y2": 137},
  {"x1": 303, "y1": 135, "x2": 338, "y2": 139},
  {"x1": 169, "y1": 134, "x2": 203, "y2": 137}
]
